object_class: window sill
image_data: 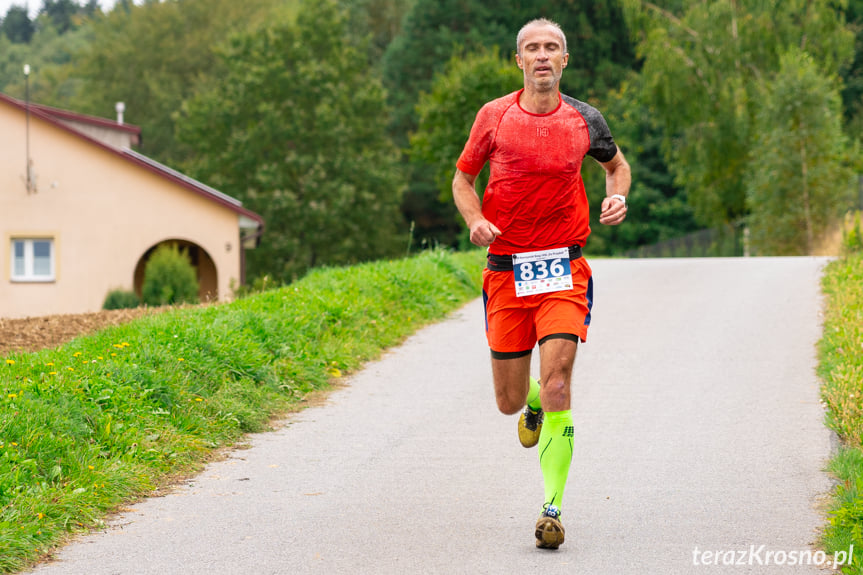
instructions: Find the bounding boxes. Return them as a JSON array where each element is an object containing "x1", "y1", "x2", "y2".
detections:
[{"x1": 10, "y1": 278, "x2": 56, "y2": 284}]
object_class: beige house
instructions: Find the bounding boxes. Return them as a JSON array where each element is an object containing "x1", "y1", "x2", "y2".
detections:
[{"x1": 0, "y1": 92, "x2": 264, "y2": 319}]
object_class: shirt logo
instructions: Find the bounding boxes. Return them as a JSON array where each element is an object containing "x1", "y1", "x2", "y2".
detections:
[{"x1": 536, "y1": 127, "x2": 549, "y2": 137}]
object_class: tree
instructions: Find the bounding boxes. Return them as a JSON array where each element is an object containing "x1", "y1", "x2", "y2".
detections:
[
  {"x1": 383, "y1": 0, "x2": 635, "y2": 146},
  {"x1": 746, "y1": 49, "x2": 856, "y2": 255},
  {"x1": 409, "y1": 48, "x2": 522, "y2": 247},
  {"x1": 409, "y1": 44, "x2": 698, "y2": 255},
  {"x1": 39, "y1": 0, "x2": 82, "y2": 34},
  {"x1": 64, "y1": 0, "x2": 280, "y2": 164},
  {"x1": 177, "y1": 0, "x2": 406, "y2": 282},
  {"x1": 841, "y1": 0, "x2": 863, "y2": 137},
  {"x1": 81, "y1": 0, "x2": 101, "y2": 18},
  {"x1": 387, "y1": 0, "x2": 635, "y2": 248},
  {"x1": 1, "y1": 5, "x2": 35, "y2": 43},
  {"x1": 338, "y1": 0, "x2": 414, "y2": 64},
  {"x1": 586, "y1": 76, "x2": 699, "y2": 255},
  {"x1": 411, "y1": 47, "x2": 523, "y2": 204},
  {"x1": 383, "y1": 0, "x2": 634, "y2": 147},
  {"x1": 0, "y1": 14, "x2": 94, "y2": 105},
  {"x1": 628, "y1": 0, "x2": 855, "y2": 228}
]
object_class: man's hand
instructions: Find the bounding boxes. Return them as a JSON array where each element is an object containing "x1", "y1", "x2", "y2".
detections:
[
  {"x1": 469, "y1": 218, "x2": 502, "y2": 247},
  {"x1": 598, "y1": 150, "x2": 631, "y2": 226},
  {"x1": 599, "y1": 196, "x2": 627, "y2": 226},
  {"x1": 453, "y1": 168, "x2": 502, "y2": 247}
]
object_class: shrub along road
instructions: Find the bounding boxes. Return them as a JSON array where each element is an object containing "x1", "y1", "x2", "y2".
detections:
[{"x1": 28, "y1": 257, "x2": 834, "y2": 574}]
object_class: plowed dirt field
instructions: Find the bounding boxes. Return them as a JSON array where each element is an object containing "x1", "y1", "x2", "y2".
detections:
[{"x1": 0, "y1": 308, "x2": 163, "y2": 356}]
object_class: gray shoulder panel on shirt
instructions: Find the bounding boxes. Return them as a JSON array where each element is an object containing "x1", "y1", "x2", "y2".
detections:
[{"x1": 561, "y1": 94, "x2": 618, "y2": 163}]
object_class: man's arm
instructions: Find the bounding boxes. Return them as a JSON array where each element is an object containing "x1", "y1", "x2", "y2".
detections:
[
  {"x1": 452, "y1": 168, "x2": 501, "y2": 247},
  {"x1": 598, "y1": 149, "x2": 631, "y2": 226}
]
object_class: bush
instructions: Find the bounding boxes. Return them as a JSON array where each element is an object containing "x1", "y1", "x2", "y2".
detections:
[
  {"x1": 102, "y1": 289, "x2": 140, "y2": 310},
  {"x1": 141, "y1": 244, "x2": 200, "y2": 306}
]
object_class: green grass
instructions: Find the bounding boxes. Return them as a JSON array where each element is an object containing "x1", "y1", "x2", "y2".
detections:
[
  {"x1": 820, "y1": 251, "x2": 863, "y2": 573},
  {"x1": 0, "y1": 248, "x2": 486, "y2": 573}
]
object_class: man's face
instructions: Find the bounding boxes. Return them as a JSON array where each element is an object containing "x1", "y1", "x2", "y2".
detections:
[{"x1": 516, "y1": 24, "x2": 568, "y2": 92}]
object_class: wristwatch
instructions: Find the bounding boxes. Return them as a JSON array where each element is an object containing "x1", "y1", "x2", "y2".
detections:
[{"x1": 611, "y1": 194, "x2": 627, "y2": 206}]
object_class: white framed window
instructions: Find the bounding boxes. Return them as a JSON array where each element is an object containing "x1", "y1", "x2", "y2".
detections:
[{"x1": 11, "y1": 238, "x2": 55, "y2": 282}]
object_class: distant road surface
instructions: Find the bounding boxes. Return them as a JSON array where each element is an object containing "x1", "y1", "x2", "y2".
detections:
[{"x1": 29, "y1": 257, "x2": 835, "y2": 575}]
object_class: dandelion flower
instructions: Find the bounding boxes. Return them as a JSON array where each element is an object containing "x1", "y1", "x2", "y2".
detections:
[
  {"x1": 73, "y1": 352, "x2": 82, "y2": 357},
  {"x1": 5, "y1": 359, "x2": 14, "y2": 365}
]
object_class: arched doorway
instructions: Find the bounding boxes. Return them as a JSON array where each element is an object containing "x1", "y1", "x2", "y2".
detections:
[{"x1": 133, "y1": 240, "x2": 218, "y2": 302}]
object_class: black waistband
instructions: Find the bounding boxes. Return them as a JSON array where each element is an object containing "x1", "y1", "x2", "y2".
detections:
[{"x1": 486, "y1": 245, "x2": 583, "y2": 272}]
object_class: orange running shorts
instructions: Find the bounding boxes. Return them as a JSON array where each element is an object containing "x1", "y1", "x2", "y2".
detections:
[{"x1": 482, "y1": 256, "x2": 593, "y2": 357}]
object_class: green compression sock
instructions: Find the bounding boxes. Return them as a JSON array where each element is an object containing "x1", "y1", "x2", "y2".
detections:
[
  {"x1": 538, "y1": 409, "x2": 574, "y2": 511},
  {"x1": 526, "y1": 377, "x2": 542, "y2": 412}
]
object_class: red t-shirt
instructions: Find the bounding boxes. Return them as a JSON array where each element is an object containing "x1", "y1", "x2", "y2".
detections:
[{"x1": 456, "y1": 90, "x2": 618, "y2": 255}]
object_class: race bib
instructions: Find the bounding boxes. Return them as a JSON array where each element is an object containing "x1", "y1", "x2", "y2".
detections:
[{"x1": 512, "y1": 247, "x2": 573, "y2": 297}]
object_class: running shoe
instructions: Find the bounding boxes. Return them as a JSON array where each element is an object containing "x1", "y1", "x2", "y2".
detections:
[
  {"x1": 518, "y1": 406, "x2": 544, "y2": 448},
  {"x1": 535, "y1": 504, "x2": 565, "y2": 549}
]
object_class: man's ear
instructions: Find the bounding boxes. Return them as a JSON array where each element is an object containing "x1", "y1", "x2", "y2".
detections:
[{"x1": 516, "y1": 54, "x2": 524, "y2": 69}]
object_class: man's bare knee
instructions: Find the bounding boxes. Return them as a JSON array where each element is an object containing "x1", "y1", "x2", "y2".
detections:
[
  {"x1": 495, "y1": 394, "x2": 523, "y2": 415},
  {"x1": 538, "y1": 376, "x2": 571, "y2": 412},
  {"x1": 542, "y1": 377, "x2": 567, "y2": 398}
]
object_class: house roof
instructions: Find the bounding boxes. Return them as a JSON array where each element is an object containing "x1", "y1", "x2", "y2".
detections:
[
  {"x1": 0, "y1": 92, "x2": 264, "y2": 235},
  {"x1": 26, "y1": 100, "x2": 143, "y2": 140}
]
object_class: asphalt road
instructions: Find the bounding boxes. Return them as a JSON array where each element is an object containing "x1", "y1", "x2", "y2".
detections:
[{"x1": 29, "y1": 257, "x2": 835, "y2": 575}]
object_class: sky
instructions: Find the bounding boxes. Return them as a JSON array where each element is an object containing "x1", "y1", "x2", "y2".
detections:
[{"x1": 0, "y1": 1, "x2": 123, "y2": 19}]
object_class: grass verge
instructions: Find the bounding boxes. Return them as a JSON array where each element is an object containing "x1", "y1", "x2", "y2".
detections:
[
  {"x1": 0, "y1": 248, "x2": 486, "y2": 573},
  {"x1": 820, "y1": 251, "x2": 863, "y2": 573}
]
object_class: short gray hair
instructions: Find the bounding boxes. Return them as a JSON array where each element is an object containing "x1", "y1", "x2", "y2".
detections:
[{"x1": 516, "y1": 18, "x2": 567, "y2": 56}]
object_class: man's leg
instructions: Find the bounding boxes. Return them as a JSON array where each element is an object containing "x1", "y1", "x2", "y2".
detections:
[
  {"x1": 526, "y1": 376, "x2": 542, "y2": 411},
  {"x1": 518, "y1": 376, "x2": 544, "y2": 448},
  {"x1": 490, "y1": 354, "x2": 545, "y2": 447},
  {"x1": 535, "y1": 337, "x2": 577, "y2": 549},
  {"x1": 490, "y1": 353, "x2": 532, "y2": 415},
  {"x1": 538, "y1": 337, "x2": 576, "y2": 413}
]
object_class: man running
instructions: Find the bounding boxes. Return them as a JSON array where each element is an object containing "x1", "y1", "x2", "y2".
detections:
[{"x1": 452, "y1": 17, "x2": 631, "y2": 549}]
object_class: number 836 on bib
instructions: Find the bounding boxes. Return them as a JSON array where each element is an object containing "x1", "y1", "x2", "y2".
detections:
[{"x1": 512, "y1": 247, "x2": 574, "y2": 297}]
